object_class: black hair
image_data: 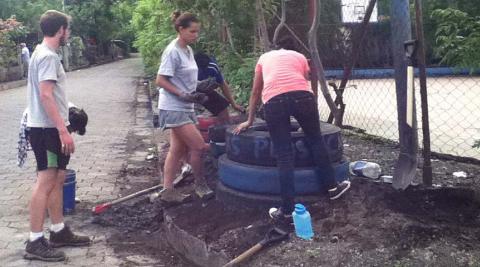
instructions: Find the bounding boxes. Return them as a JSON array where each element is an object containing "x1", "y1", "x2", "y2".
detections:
[
  {"x1": 68, "y1": 107, "x2": 88, "y2": 135},
  {"x1": 194, "y1": 52, "x2": 210, "y2": 69},
  {"x1": 276, "y1": 36, "x2": 297, "y2": 51}
]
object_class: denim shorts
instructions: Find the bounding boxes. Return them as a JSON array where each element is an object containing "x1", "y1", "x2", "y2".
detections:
[{"x1": 158, "y1": 109, "x2": 198, "y2": 130}]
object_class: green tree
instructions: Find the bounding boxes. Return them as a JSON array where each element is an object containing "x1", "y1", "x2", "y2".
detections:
[
  {"x1": 66, "y1": 0, "x2": 117, "y2": 45},
  {"x1": 111, "y1": 0, "x2": 137, "y2": 48},
  {"x1": 0, "y1": 17, "x2": 25, "y2": 67},
  {"x1": 12, "y1": 0, "x2": 62, "y2": 34},
  {"x1": 132, "y1": 0, "x2": 176, "y2": 74},
  {"x1": 431, "y1": 8, "x2": 480, "y2": 68}
]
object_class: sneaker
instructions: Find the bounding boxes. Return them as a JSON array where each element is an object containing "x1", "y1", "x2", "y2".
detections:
[
  {"x1": 24, "y1": 236, "x2": 66, "y2": 262},
  {"x1": 160, "y1": 188, "x2": 193, "y2": 204},
  {"x1": 268, "y1": 207, "x2": 293, "y2": 224},
  {"x1": 49, "y1": 225, "x2": 91, "y2": 248},
  {"x1": 194, "y1": 181, "x2": 214, "y2": 200},
  {"x1": 181, "y1": 164, "x2": 193, "y2": 178},
  {"x1": 328, "y1": 180, "x2": 351, "y2": 200}
]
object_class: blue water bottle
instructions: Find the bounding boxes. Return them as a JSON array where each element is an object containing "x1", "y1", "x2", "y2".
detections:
[{"x1": 292, "y1": 204, "x2": 314, "y2": 240}]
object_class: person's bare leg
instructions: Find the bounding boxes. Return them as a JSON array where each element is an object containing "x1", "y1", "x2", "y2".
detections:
[
  {"x1": 173, "y1": 124, "x2": 213, "y2": 199},
  {"x1": 173, "y1": 124, "x2": 208, "y2": 181},
  {"x1": 163, "y1": 130, "x2": 188, "y2": 189},
  {"x1": 29, "y1": 168, "x2": 57, "y2": 232},
  {"x1": 47, "y1": 170, "x2": 65, "y2": 225}
]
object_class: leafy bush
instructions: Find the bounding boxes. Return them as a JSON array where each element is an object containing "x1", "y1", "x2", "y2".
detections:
[
  {"x1": 432, "y1": 8, "x2": 480, "y2": 69},
  {"x1": 0, "y1": 34, "x2": 17, "y2": 68},
  {"x1": 0, "y1": 17, "x2": 24, "y2": 68},
  {"x1": 132, "y1": 0, "x2": 176, "y2": 75},
  {"x1": 216, "y1": 53, "x2": 258, "y2": 105}
]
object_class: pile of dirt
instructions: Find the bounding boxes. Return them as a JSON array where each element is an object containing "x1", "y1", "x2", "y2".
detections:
[
  {"x1": 250, "y1": 178, "x2": 480, "y2": 266},
  {"x1": 165, "y1": 199, "x2": 269, "y2": 257},
  {"x1": 94, "y1": 123, "x2": 480, "y2": 266},
  {"x1": 88, "y1": 123, "x2": 193, "y2": 266},
  {"x1": 161, "y1": 132, "x2": 480, "y2": 266},
  {"x1": 92, "y1": 198, "x2": 163, "y2": 233}
]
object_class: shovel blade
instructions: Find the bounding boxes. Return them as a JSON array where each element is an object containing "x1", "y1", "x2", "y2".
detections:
[
  {"x1": 92, "y1": 203, "x2": 111, "y2": 215},
  {"x1": 393, "y1": 152, "x2": 417, "y2": 190}
]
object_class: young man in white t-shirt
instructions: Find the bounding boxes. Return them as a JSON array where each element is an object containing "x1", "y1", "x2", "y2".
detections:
[{"x1": 24, "y1": 10, "x2": 90, "y2": 262}]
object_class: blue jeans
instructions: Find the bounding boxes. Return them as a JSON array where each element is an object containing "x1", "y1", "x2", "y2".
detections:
[{"x1": 264, "y1": 90, "x2": 336, "y2": 213}]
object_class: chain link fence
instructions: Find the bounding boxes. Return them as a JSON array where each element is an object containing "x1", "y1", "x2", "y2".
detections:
[
  {"x1": 317, "y1": 73, "x2": 480, "y2": 159},
  {"x1": 294, "y1": 5, "x2": 480, "y2": 160}
]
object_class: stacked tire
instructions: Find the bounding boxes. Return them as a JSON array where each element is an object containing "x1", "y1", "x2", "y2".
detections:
[
  {"x1": 212, "y1": 121, "x2": 350, "y2": 195},
  {"x1": 197, "y1": 114, "x2": 247, "y2": 143}
]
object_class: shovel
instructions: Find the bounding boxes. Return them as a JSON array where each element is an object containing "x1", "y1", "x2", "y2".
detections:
[
  {"x1": 223, "y1": 227, "x2": 289, "y2": 267},
  {"x1": 393, "y1": 40, "x2": 419, "y2": 190},
  {"x1": 91, "y1": 172, "x2": 187, "y2": 215}
]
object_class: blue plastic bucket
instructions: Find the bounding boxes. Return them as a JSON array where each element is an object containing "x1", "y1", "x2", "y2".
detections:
[{"x1": 63, "y1": 169, "x2": 76, "y2": 214}]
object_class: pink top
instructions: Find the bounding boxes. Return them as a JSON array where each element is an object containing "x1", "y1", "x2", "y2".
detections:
[{"x1": 255, "y1": 49, "x2": 312, "y2": 103}]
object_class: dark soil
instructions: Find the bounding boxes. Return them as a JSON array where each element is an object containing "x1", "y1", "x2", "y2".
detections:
[
  {"x1": 249, "y1": 133, "x2": 480, "y2": 266},
  {"x1": 89, "y1": 122, "x2": 192, "y2": 266},
  {"x1": 88, "y1": 107, "x2": 480, "y2": 266},
  {"x1": 160, "y1": 131, "x2": 480, "y2": 266}
]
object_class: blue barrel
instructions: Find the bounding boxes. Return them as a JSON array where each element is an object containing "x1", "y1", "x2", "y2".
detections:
[{"x1": 63, "y1": 169, "x2": 76, "y2": 214}]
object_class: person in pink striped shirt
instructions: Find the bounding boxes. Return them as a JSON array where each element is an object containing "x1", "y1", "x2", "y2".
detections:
[{"x1": 234, "y1": 37, "x2": 351, "y2": 224}]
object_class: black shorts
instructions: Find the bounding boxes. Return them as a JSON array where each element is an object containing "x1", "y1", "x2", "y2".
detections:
[
  {"x1": 29, "y1": 128, "x2": 70, "y2": 171},
  {"x1": 203, "y1": 90, "x2": 229, "y2": 116}
]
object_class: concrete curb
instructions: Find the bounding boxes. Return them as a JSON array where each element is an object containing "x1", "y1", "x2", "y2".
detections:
[{"x1": 0, "y1": 79, "x2": 26, "y2": 91}]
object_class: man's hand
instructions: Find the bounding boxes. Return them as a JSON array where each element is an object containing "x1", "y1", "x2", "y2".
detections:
[
  {"x1": 232, "y1": 103, "x2": 245, "y2": 113},
  {"x1": 191, "y1": 92, "x2": 209, "y2": 104},
  {"x1": 233, "y1": 121, "x2": 252, "y2": 134},
  {"x1": 59, "y1": 130, "x2": 75, "y2": 155}
]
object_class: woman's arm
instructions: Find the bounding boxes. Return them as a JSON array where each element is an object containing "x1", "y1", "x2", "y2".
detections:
[
  {"x1": 156, "y1": 75, "x2": 182, "y2": 97},
  {"x1": 233, "y1": 71, "x2": 263, "y2": 133}
]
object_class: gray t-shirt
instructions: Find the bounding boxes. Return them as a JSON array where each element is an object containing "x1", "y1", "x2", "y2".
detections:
[
  {"x1": 26, "y1": 43, "x2": 69, "y2": 128},
  {"x1": 157, "y1": 38, "x2": 198, "y2": 112}
]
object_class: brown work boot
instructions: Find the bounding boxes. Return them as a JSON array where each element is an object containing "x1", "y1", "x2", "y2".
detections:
[
  {"x1": 49, "y1": 225, "x2": 91, "y2": 248},
  {"x1": 194, "y1": 180, "x2": 214, "y2": 200},
  {"x1": 24, "y1": 236, "x2": 66, "y2": 262},
  {"x1": 160, "y1": 188, "x2": 192, "y2": 205}
]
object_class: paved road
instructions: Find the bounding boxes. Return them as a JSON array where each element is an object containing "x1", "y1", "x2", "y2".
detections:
[{"x1": 0, "y1": 57, "x2": 148, "y2": 266}]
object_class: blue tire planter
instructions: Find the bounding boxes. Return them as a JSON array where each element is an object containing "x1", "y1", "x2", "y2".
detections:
[
  {"x1": 225, "y1": 121, "x2": 343, "y2": 167},
  {"x1": 209, "y1": 141, "x2": 226, "y2": 158},
  {"x1": 218, "y1": 154, "x2": 349, "y2": 195}
]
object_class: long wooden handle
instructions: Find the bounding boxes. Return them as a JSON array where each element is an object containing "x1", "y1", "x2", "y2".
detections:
[
  {"x1": 92, "y1": 170, "x2": 188, "y2": 214},
  {"x1": 223, "y1": 244, "x2": 263, "y2": 267},
  {"x1": 110, "y1": 184, "x2": 163, "y2": 205}
]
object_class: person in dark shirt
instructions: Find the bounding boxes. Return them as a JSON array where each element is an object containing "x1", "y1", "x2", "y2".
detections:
[{"x1": 194, "y1": 52, "x2": 244, "y2": 124}]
